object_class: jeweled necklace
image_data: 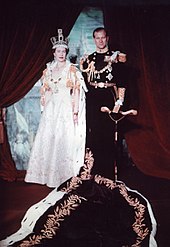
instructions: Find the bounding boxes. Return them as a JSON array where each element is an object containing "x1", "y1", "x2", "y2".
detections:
[{"x1": 49, "y1": 62, "x2": 66, "y2": 93}]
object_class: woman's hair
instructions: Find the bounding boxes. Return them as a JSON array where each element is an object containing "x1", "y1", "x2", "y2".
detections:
[
  {"x1": 66, "y1": 48, "x2": 69, "y2": 55},
  {"x1": 53, "y1": 47, "x2": 69, "y2": 55}
]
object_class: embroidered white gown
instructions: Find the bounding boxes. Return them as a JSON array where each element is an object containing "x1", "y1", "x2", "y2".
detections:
[{"x1": 25, "y1": 60, "x2": 87, "y2": 188}]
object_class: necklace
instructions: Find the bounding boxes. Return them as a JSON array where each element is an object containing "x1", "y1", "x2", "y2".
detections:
[{"x1": 49, "y1": 62, "x2": 66, "y2": 93}]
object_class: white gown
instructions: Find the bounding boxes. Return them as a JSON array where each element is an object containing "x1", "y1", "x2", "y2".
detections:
[{"x1": 25, "y1": 60, "x2": 87, "y2": 188}]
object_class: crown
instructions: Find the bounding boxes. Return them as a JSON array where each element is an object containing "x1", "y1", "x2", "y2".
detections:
[{"x1": 50, "y1": 29, "x2": 68, "y2": 49}]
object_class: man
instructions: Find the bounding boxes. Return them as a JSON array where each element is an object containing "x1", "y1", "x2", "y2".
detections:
[{"x1": 80, "y1": 27, "x2": 128, "y2": 180}]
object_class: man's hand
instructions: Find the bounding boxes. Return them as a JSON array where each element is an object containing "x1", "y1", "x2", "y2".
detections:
[{"x1": 112, "y1": 105, "x2": 120, "y2": 113}]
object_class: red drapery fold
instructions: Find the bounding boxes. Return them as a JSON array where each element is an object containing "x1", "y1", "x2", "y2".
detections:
[{"x1": 103, "y1": 4, "x2": 170, "y2": 179}]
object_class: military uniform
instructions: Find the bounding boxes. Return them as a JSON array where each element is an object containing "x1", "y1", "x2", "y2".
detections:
[{"x1": 81, "y1": 49, "x2": 127, "y2": 179}]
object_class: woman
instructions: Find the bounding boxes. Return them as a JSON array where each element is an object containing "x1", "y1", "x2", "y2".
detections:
[{"x1": 25, "y1": 29, "x2": 87, "y2": 188}]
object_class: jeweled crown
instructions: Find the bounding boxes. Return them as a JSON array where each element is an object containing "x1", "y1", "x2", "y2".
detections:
[{"x1": 50, "y1": 29, "x2": 68, "y2": 49}]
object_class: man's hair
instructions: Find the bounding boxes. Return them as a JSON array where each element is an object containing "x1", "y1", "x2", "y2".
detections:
[{"x1": 93, "y1": 27, "x2": 108, "y2": 38}]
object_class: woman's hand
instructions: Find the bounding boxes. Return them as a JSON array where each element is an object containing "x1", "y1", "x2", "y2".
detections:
[
  {"x1": 40, "y1": 95, "x2": 45, "y2": 106},
  {"x1": 73, "y1": 113, "x2": 78, "y2": 124}
]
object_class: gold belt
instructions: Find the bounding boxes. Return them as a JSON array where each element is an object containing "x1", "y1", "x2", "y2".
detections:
[{"x1": 89, "y1": 82, "x2": 115, "y2": 88}]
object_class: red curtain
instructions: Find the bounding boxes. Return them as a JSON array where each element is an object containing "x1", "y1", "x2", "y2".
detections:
[
  {"x1": 0, "y1": 1, "x2": 170, "y2": 181},
  {"x1": 103, "y1": 3, "x2": 170, "y2": 179},
  {"x1": 0, "y1": 0, "x2": 83, "y2": 181}
]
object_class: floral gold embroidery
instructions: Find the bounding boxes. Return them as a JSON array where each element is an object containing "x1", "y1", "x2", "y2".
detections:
[
  {"x1": 66, "y1": 78, "x2": 74, "y2": 88},
  {"x1": 19, "y1": 194, "x2": 84, "y2": 247},
  {"x1": 94, "y1": 178, "x2": 149, "y2": 246},
  {"x1": 69, "y1": 64, "x2": 77, "y2": 73},
  {"x1": 18, "y1": 149, "x2": 150, "y2": 247},
  {"x1": 60, "y1": 176, "x2": 82, "y2": 193},
  {"x1": 80, "y1": 149, "x2": 94, "y2": 180},
  {"x1": 118, "y1": 183, "x2": 149, "y2": 245},
  {"x1": 94, "y1": 175, "x2": 117, "y2": 190}
]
